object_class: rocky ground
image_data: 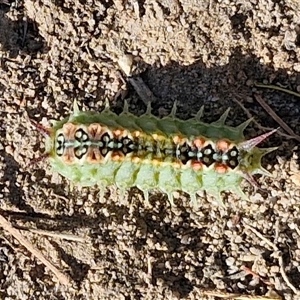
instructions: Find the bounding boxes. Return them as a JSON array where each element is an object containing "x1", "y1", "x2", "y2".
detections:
[{"x1": 1, "y1": 0, "x2": 300, "y2": 299}]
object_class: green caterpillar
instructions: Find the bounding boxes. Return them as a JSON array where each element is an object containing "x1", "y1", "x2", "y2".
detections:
[{"x1": 33, "y1": 101, "x2": 277, "y2": 206}]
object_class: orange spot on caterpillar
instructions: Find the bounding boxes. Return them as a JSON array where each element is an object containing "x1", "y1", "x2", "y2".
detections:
[
  {"x1": 152, "y1": 133, "x2": 164, "y2": 141},
  {"x1": 62, "y1": 123, "x2": 78, "y2": 139},
  {"x1": 111, "y1": 152, "x2": 125, "y2": 161},
  {"x1": 62, "y1": 148, "x2": 76, "y2": 164},
  {"x1": 86, "y1": 148, "x2": 101, "y2": 163},
  {"x1": 133, "y1": 131, "x2": 141, "y2": 138},
  {"x1": 173, "y1": 135, "x2": 180, "y2": 144},
  {"x1": 113, "y1": 129, "x2": 124, "y2": 137},
  {"x1": 215, "y1": 163, "x2": 228, "y2": 174},
  {"x1": 173, "y1": 135, "x2": 186, "y2": 145},
  {"x1": 151, "y1": 158, "x2": 162, "y2": 166},
  {"x1": 216, "y1": 140, "x2": 231, "y2": 152},
  {"x1": 172, "y1": 161, "x2": 182, "y2": 168},
  {"x1": 191, "y1": 161, "x2": 203, "y2": 171},
  {"x1": 193, "y1": 138, "x2": 205, "y2": 149},
  {"x1": 88, "y1": 123, "x2": 102, "y2": 139},
  {"x1": 132, "y1": 156, "x2": 141, "y2": 163}
]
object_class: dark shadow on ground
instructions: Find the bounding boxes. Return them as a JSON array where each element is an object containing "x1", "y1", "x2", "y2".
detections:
[{"x1": 0, "y1": 5, "x2": 47, "y2": 57}]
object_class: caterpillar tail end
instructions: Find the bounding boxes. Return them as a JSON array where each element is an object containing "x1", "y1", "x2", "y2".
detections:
[
  {"x1": 240, "y1": 129, "x2": 278, "y2": 151},
  {"x1": 239, "y1": 129, "x2": 277, "y2": 180},
  {"x1": 255, "y1": 147, "x2": 278, "y2": 177},
  {"x1": 247, "y1": 146, "x2": 278, "y2": 177}
]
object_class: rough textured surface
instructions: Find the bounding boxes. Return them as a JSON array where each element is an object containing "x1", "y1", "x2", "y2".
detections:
[{"x1": 1, "y1": 0, "x2": 300, "y2": 299}]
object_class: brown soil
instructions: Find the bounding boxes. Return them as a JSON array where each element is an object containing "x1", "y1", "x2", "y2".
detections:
[{"x1": 1, "y1": 1, "x2": 300, "y2": 299}]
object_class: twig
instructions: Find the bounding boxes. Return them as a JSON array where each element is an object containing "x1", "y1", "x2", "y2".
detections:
[
  {"x1": 22, "y1": 16, "x2": 28, "y2": 47},
  {"x1": 128, "y1": 76, "x2": 159, "y2": 106},
  {"x1": 241, "y1": 265, "x2": 273, "y2": 286},
  {"x1": 0, "y1": 214, "x2": 72, "y2": 286},
  {"x1": 243, "y1": 222, "x2": 299, "y2": 295},
  {"x1": 254, "y1": 83, "x2": 300, "y2": 99},
  {"x1": 27, "y1": 228, "x2": 86, "y2": 243},
  {"x1": 52, "y1": 192, "x2": 70, "y2": 202},
  {"x1": 294, "y1": 224, "x2": 300, "y2": 237},
  {"x1": 116, "y1": 54, "x2": 159, "y2": 106},
  {"x1": 231, "y1": 95, "x2": 297, "y2": 140},
  {"x1": 254, "y1": 94, "x2": 300, "y2": 142},
  {"x1": 202, "y1": 290, "x2": 281, "y2": 299}
]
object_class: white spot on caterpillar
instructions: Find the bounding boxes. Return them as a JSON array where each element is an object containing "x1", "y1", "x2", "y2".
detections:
[
  {"x1": 229, "y1": 160, "x2": 237, "y2": 167},
  {"x1": 57, "y1": 134, "x2": 64, "y2": 143},
  {"x1": 230, "y1": 150, "x2": 237, "y2": 156},
  {"x1": 108, "y1": 141, "x2": 114, "y2": 148},
  {"x1": 203, "y1": 157, "x2": 210, "y2": 164},
  {"x1": 204, "y1": 148, "x2": 212, "y2": 155},
  {"x1": 56, "y1": 147, "x2": 64, "y2": 156},
  {"x1": 197, "y1": 152, "x2": 203, "y2": 159},
  {"x1": 75, "y1": 130, "x2": 83, "y2": 139},
  {"x1": 103, "y1": 135, "x2": 110, "y2": 143}
]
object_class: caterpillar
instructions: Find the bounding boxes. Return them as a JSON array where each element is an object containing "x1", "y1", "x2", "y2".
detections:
[{"x1": 32, "y1": 100, "x2": 277, "y2": 206}]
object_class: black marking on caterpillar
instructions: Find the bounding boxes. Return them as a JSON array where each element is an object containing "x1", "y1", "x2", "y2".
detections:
[{"x1": 33, "y1": 101, "x2": 277, "y2": 206}]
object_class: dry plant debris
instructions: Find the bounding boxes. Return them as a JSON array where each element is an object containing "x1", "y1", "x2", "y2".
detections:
[{"x1": 0, "y1": 214, "x2": 72, "y2": 286}]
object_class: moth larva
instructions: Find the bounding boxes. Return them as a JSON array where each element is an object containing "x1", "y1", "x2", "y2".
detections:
[{"x1": 33, "y1": 101, "x2": 277, "y2": 206}]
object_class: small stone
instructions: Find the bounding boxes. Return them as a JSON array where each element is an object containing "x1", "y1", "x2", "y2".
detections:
[
  {"x1": 166, "y1": 26, "x2": 173, "y2": 32},
  {"x1": 118, "y1": 55, "x2": 134, "y2": 76},
  {"x1": 290, "y1": 174, "x2": 300, "y2": 186},
  {"x1": 225, "y1": 257, "x2": 235, "y2": 266},
  {"x1": 5, "y1": 145, "x2": 14, "y2": 155}
]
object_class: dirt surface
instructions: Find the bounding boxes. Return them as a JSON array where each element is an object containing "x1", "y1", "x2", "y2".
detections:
[{"x1": 1, "y1": 0, "x2": 300, "y2": 299}]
